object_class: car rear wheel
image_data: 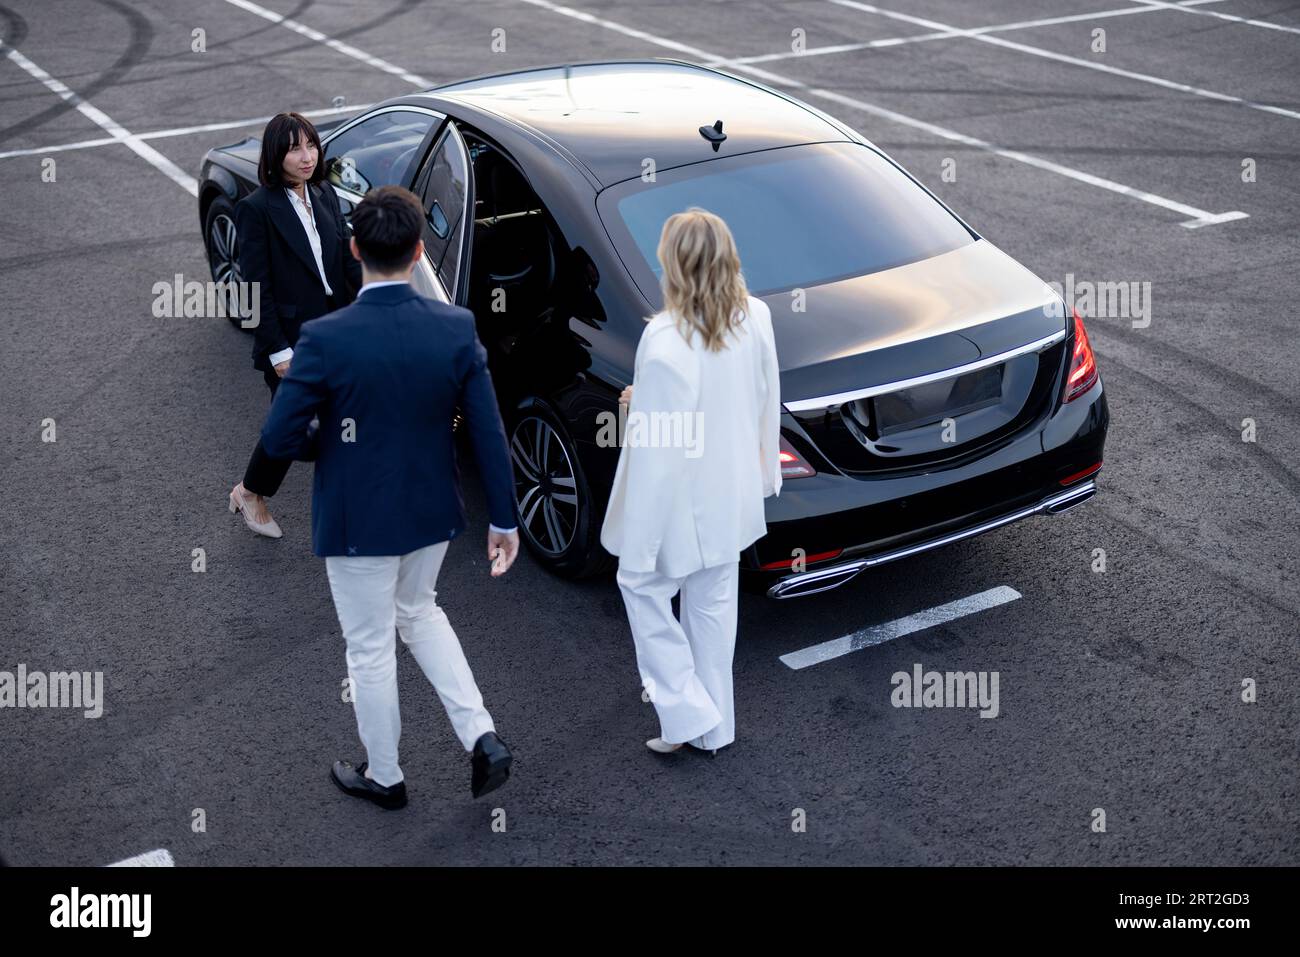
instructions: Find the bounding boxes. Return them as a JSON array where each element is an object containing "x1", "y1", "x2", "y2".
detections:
[
  {"x1": 203, "y1": 196, "x2": 246, "y2": 329},
  {"x1": 509, "y1": 400, "x2": 613, "y2": 579}
]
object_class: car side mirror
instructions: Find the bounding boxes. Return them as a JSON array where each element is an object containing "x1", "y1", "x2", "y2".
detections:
[{"x1": 328, "y1": 156, "x2": 368, "y2": 194}]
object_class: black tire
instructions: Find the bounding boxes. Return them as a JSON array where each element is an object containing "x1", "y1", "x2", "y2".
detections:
[
  {"x1": 202, "y1": 195, "x2": 247, "y2": 330},
  {"x1": 508, "y1": 399, "x2": 615, "y2": 579}
]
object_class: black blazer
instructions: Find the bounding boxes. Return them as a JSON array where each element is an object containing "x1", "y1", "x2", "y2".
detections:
[{"x1": 235, "y1": 183, "x2": 362, "y2": 372}]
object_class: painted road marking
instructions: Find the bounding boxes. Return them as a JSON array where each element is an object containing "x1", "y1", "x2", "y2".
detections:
[
  {"x1": 1, "y1": 0, "x2": 1260, "y2": 225},
  {"x1": 106, "y1": 848, "x2": 174, "y2": 867},
  {"x1": 512, "y1": 0, "x2": 1247, "y2": 228},
  {"x1": 220, "y1": 0, "x2": 433, "y2": 86},
  {"x1": 779, "y1": 586, "x2": 1022, "y2": 670},
  {"x1": 0, "y1": 103, "x2": 373, "y2": 161},
  {"x1": 205, "y1": 0, "x2": 1251, "y2": 229},
  {"x1": 705, "y1": 0, "x2": 1233, "y2": 67},
  {"x1": 830, "y1": 0, "x2": 1300, "y2": 122},
  {"x1": 1, "y1": 45, "x2": 199, "y2": 196},
  {"x1": 1131, "y1": 0, "x2": 1300, "y2": 36}
]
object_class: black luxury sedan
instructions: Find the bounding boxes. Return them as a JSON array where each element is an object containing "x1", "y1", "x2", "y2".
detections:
[{"x1": 198, "y1": 59, "x2": 1108, "y2": 599}]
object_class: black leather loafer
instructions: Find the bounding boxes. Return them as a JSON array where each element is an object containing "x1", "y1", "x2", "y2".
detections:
[
  {"x1": 331, "y1": 760, "x2": 408, "y2": 810},
  {"x1": 470, "y1": 732, "x2": 512, "y2": 799}
]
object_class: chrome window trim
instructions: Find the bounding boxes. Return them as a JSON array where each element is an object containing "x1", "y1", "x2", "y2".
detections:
[
  {"x1": 322, "y1": 105, "x2": 452, "y2": 304},
  {"x1": 320, "y1": 105, "x2": 447, "y2": 149},
  {"x1": 412, "y1": 256, "x2": 451, "y2": 304},
  {"x1": 783, "y1": 327, "x2": 1067, "y2": 413}
]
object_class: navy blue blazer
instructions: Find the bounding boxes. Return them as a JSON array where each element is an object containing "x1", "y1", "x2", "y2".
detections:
[{"x1": 259, "y1": 283, "x2": 517, "y2": 557}]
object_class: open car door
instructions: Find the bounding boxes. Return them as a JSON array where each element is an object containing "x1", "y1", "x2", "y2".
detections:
[{"x1": 409, "y1": 120, "x2": 476, "y2": 307}]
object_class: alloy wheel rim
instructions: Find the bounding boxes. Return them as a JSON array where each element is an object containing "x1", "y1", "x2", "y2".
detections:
[
  {"x1": 208, "y1": 212, "x2": 243, "y2": 315},
  {"x1": 510, "y1": 416, "x2": 579, "y2": 557}
]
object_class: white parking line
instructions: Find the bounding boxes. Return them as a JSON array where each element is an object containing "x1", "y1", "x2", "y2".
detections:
[
  {"x1": 514, "y1": 0, "x2": 1247, "y2": 228},
  {"x1": 779, "y1": 586, "x2": 1022, "y2": 670},
  {"x1": 220, "y1": 0, "x2": 434, "y2": 86},
  {"x1": 806, "y1": 85, "x2": 1247, "y2": 228},
  {"x1": 703, "y1": 0, "x2": 1232, "y2": 67},
  {"x1": 106, "y1": 848, "x2": 174, "y2": 867},
  {"x1": 830, "y1": 0, "x2": 1300, "y2": 122},
  {"x1": 0, "y1": 103, "x2": 373, "y2": 161},
  {"x1": 2, "y1": 45, "x2": 200, "y2": 196},
  {"x1": 131, "y1": 0, "x2": 1247, "y2": 229},
  {"x1": 1130, "y1": 0, "x2": 1300, "y2": 35}
]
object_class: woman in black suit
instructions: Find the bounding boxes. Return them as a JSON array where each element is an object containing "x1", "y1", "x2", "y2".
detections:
[{"x1": 229, "y1": 112, "x2": 362, "y2": 537}]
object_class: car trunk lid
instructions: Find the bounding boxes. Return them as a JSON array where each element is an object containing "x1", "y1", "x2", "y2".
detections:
[{"x1": 766, "y1": 239, "x2": 1067, "y2": 474}]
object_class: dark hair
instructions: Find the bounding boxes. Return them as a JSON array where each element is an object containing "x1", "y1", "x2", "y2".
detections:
[
  {"x1": 258, "y1": 112, "x2": 324, "y2": 188},
  {"x1": 350, "y1": 186, "x2": 424, "y2": 273}
]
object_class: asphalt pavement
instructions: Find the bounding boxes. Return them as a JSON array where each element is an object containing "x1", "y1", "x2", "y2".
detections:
[{"x1": 0, "y1": 0, "x2": 1296, "y2": 865}]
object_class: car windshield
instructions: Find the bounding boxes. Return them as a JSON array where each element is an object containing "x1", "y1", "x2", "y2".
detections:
[{"x1": 599, "y1": 142, "x2": 975, "y2": 298}]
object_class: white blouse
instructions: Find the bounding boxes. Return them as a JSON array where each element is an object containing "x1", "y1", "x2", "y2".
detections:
[
  {"x1": 284, "y1": 185, "x2": 334, "y2": 296},
  {"x1": 269, "y1": 185, "x2": 334, "y2": 368}
]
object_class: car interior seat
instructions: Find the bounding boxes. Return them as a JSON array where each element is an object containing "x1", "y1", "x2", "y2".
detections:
[{"x1": 468, "y1": 147, "x2": 557, "y2": 344}]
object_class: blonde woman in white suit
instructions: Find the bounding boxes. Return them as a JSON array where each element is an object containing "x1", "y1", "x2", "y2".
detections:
[{"x1": 600, "y1": 207, "x2": 782, "y2": 756}]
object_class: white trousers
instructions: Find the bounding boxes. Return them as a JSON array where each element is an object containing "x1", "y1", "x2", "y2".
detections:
[
  {"x1": 325, "y1": 541, "x2": 495, "y2": 787},
  {"x1": 616, "y1": 560, "x2": 740, "y2": 750}
]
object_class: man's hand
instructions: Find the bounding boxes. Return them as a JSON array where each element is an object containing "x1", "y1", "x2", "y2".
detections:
[
  {"x1": 618, "y1": 384, "x2": 633, "y2": 408},
  {"x1": 488, "y1": 528, "x2": 519, "y2": 577},
  {"x1": 274, "y1": 360, "x2": 291, "y2": 378}
]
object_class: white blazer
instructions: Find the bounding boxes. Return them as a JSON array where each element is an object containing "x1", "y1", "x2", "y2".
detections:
[{"x1": 600, "y1": 295, "x2": 782, "y2": 578}]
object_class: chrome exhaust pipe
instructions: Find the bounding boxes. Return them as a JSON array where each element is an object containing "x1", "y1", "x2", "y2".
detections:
[
  {"x1": 767, "y1": 564, "x2": 866, "y2": 600},
  {"x1": 1044, "y1": 482, "x2": 1097, "y2": 514}
]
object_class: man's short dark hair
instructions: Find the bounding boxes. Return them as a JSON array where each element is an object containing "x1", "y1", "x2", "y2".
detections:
[
  {"x1": 257, "y1": 112, "x2": 324, "y2": 188},
  {"x1": 350, "y1": 186, "x2": 424, "y2": 273}
]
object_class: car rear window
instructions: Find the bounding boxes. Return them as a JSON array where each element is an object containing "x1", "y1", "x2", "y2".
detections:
[{"x1": 598, "y1": 142, "x2": 975, "y2": 299}]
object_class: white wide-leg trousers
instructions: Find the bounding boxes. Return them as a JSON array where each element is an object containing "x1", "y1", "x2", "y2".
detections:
[
  {"x1": 325, "y1": 541, "x2": 495, "y2": 787},
  {"x1": 616, "y1": 560, "x2": 740, "y2": 750}
]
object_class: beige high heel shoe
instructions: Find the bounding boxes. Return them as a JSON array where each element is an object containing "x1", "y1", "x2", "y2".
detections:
[
  {"x1": 229, "y1": 483, "x2": 283, "y2": 539},
  {"x1": 645, "y1": 738, "x2": 684, "y2": 754}
]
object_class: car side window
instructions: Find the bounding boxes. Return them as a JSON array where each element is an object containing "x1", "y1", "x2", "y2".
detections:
[
  {"x1": 414, "y1": 125, "x2": 472, "y2": 299},
  {"x1": 324, "y1": 110, "x2": 438, "y2": 195}
]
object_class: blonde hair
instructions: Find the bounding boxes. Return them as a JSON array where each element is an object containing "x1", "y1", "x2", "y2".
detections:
[{"x1": 656, "y1": 207, "x2": 749, "y2": 352}]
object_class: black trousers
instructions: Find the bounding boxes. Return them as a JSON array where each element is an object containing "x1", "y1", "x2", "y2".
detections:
[
  {"x1": 242, "y1": 368, "x2": 290, "y2": 497},
  {"x1": 242, "y1": 293, "x2": 342, "y2": 497}
]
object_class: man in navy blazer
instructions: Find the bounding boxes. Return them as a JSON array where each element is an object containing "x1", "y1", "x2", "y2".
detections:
[{"x1": 261, "y1": 186, "x2": 517, "y2": 809}]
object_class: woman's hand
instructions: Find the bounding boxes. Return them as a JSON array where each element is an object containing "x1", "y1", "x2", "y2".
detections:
[{"x1": 619, "y1": 384, "x2": 633, "y2": 408}]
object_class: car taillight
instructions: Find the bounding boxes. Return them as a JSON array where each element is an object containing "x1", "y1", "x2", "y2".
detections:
[
  {"x1": 1063, "y1": 308, "x2": 1099, "y2": 403},
  {"x1": 779, "y1": 436, "x2": 816, "y2": 478},
  {"x1": 1059, "y1": 461, "x2": 1102, "y2": 486},
  {"x1": 759, "y1": 548, "x2": 843, "y2": 571}
]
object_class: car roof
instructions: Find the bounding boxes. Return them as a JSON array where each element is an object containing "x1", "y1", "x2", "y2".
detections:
[{"x1": 413, "y1": 59, "x2": 854, "y2": 187}]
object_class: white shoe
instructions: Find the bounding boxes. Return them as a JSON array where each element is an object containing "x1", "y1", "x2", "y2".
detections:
[
  {"x1": 645, "y1": 738, "x2": 684, "y2": 754},
  {"x1": 229, "y1": 484, "x2": 282, "y2": 539}
]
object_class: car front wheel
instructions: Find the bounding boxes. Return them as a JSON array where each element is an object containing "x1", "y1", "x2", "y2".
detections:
[{"x1": 203, "y1": 196, "x2": 246, "y2": 329}]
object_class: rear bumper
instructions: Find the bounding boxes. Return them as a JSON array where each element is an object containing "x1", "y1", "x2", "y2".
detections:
[
  {"x1": 747, "y1": 379, "x2": 1108, "y2": 597},
  {"x1": 765, "y1": 479, "x2": 1096, "y2": 599}
]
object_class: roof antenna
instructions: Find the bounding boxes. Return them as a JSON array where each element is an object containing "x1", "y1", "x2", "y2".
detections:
[{"x1": 698, "y1": 119, "x2": 726, "y2": 151}]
